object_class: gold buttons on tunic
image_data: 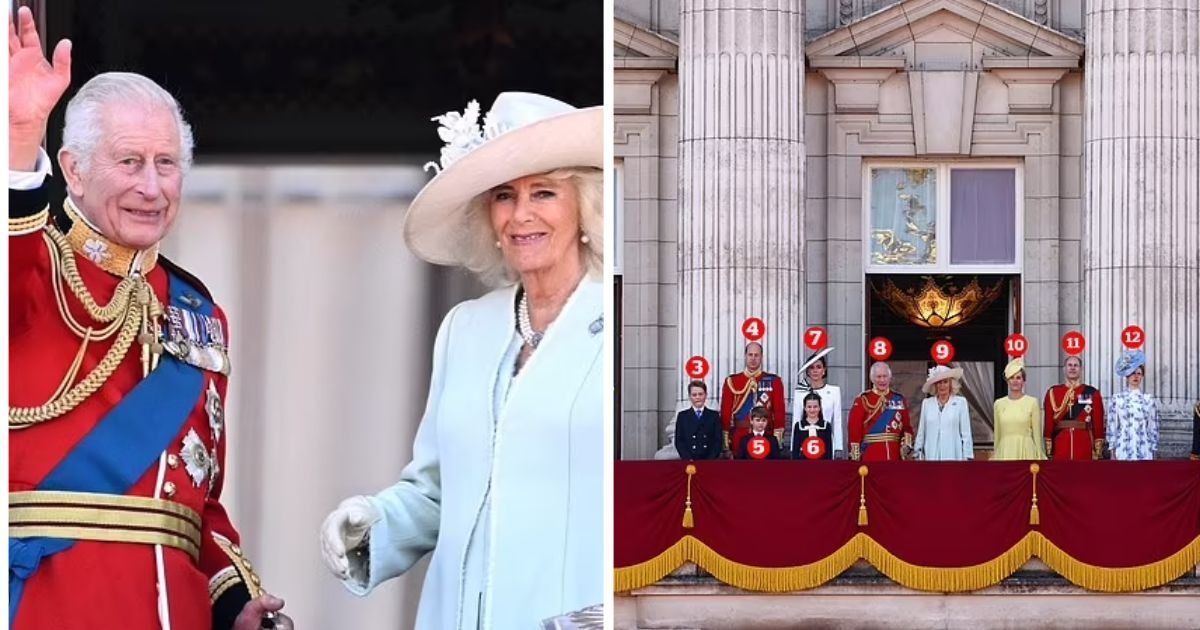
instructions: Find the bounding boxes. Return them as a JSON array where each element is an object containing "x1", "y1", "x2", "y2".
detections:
[
  {"x1": 163, "y1": 481, "x2": 177, "y2": 497},
  {"x1": 167, "y1": 454, "x2": 180, "y2": 469}
]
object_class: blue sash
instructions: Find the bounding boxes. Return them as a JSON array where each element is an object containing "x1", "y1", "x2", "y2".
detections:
[
  {"x1": 733, "y1": 375, "x2": 774, "y2": 424},
  {"x1": 861, "y1": 393, "x2": 900, "y2": 455},
  {"x1": 9, "y1": 270, "x2": 209, "y2": 625}
]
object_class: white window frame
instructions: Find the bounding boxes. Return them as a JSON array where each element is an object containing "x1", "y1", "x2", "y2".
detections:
[
  {"x1": 862, "y1": 160, "x2": 1024, "y2": 274},
  {"x1": 612, "y1": 160, "x2": 624, "y2": 275}
]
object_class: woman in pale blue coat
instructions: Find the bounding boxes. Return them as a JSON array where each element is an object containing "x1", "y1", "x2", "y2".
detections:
[
  {"x1": 319, "y1": 93, "x2": 603, "y2": 629},
  {"x1": 914, "y1": 365, "x2": 974, "y2": 461}
]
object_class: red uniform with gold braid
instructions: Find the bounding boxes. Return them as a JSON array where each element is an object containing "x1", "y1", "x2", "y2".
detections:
[
  {"x1": 9, "y1": 185, "x2": 262, "y2": 630},
  {"x1": 720, "y1": 370, "x2": 786, "y2": 453},
  {"x1": 847, "y1": 388, "x2": 914, "y2": 461},
  {"x1": 1043, "y1": 383, "x2": 1105, "y2": 460}
]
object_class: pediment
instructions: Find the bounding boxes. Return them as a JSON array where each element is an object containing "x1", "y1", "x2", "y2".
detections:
[
  {"x1": 807, "y1": 0, "x2": 1083, "y2": 67},
  {"x1": 615, "y1": 17, "x2": 679, "y2": 60}
]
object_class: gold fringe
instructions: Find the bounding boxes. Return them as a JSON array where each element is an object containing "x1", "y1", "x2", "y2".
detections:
[
  {"x1": 1033, "y1": 532, "x2": 1200, "y2": 593},
  {"x1": 615, "y1": 532, "x2": 1200, "y2": 594},
  {"x1": 857, "y1": 465, "x2": 869, "y2": 527},
  {"x1": 614, "y1": 535, "x2": 863, "y2": 593},
  {"x1": 862, "y1": 534, "x2": 1035, "y2": 593},
  {"x1": 682, "y1": 464, "x2": 697, "y2": 529},
  {"x1": 1029, "y1": 463, "x2": 1040, "y2": 526}
]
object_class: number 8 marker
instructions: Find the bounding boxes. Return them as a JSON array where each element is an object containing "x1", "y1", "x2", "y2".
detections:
[{"x1": 868, "y1": 337, "x2": 893, "y2": 361}]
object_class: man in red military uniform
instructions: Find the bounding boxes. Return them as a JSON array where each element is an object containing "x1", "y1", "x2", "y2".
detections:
[
  {"x1": 848, "y1": 361, "x2": 914, "y2": 461},
  {"x1": 7, "y1": 9, "x2": 291, "y2": 629},
  {"x1": 1043, "y1": 355, "x2": 1106, "y2": 460},
  {"x1": 720, "y1": 342, "x2": 786, "y2": 456}
]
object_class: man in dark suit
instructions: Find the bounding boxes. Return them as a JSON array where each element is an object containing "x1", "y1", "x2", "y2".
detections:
[
  {"x1": 674, "y1": 380, "x2": 723, "y2": 460},
  {"x1": 735, "y1": 406, "x2": 784, "y2": 460}
]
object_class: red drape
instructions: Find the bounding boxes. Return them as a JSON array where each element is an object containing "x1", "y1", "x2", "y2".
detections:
[{"x1": 615, "y1": 461, "x2": 1200, "y2": 592}]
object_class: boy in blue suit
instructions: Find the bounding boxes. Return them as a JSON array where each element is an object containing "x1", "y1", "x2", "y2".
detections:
[{"x1": 674, "y1": 380, "x2": 723, "y2": 460}]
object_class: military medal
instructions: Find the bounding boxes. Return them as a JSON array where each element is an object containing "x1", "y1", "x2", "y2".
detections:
[
  {"x1": 206, "y1": 380, "x2": 225, "y2": 443},
  {"x1": 180, "y1": 429, "x2": 212, "y2": 488},
  {"x1": 162, "y1": 305, "x2": 231, "y2": 374}
]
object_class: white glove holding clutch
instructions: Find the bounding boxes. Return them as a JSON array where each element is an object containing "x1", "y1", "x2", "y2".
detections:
[{"x1": 320, "y1": 496, "x2": 380, "y2": 582}]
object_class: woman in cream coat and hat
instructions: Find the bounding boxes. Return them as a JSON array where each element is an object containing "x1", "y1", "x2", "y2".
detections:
[
  {"x1": 319, "y1": 93, "x2": 603, "y2": 629},
  {"x1": 914, "y1": 365, "x2": 974, "y2": 461}
]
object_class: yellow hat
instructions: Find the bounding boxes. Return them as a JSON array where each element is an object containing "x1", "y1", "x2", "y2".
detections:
[{"x1": 1003, "y1": 358, "x2": 1025, "y2": 380}]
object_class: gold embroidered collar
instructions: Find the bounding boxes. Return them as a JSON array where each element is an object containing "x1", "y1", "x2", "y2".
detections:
[{"x1": 63, "y1": 198, "x2": 159, "y2": 277}]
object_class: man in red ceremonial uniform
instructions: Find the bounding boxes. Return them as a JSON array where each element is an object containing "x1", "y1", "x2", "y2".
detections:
[
  {"x1": 8, "y1": 9, "x2": 291, "y2": 629},
  {"x1": 1043, "y1": 355, "x2": 1106, "y2": 460},
  {"x1": 720, "y1": 342, "x2": 786, "y2": 456},
  {"x1": 848, "y1": 362, "x2": 914, "y2": 461}
]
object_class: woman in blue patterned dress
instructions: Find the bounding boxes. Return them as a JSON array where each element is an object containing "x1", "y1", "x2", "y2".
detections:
[{"x1": 1108, "y1": 350, "x2": 1159, "y2": 461}]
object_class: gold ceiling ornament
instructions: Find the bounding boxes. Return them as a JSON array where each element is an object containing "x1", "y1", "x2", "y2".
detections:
[{"x1": 875, "y1": 276, "x2": 1005, "y2": 329}]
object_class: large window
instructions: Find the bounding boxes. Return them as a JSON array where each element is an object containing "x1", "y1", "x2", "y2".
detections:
[{"x1": 865, "y1": 163, "x2": 1021, "y2": 274}]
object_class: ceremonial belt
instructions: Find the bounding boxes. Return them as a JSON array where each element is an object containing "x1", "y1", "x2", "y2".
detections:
[
  {"x1": 9, "y1": 491, "x2": 201, "y2": 561},
  {"x1": 863, "y1": 434, "x2": 900, "y2": 444},
  {"x1": 1056, "y1": 420, "x2": 1090, "y2": 431}
]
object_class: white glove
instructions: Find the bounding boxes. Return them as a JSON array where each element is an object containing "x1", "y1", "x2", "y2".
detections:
[{"x1": 320, "y1": 496, "x2": 380, "y2": 581}]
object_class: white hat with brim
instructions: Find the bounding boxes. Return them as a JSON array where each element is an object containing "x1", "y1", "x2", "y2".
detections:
[
  {"x1": 798, "y1": 347, "x2": 835, "y2": 381},
  {"x1": 402, "y1": 92, "x2": 603, "y2": 266},
  {"x1": 922, "y1": 365, "x2": 964, "y2": 394}
]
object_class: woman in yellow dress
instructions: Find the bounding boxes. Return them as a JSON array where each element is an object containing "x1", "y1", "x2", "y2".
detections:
[{"x1": 992, "y1": 358, "x2": 1046, "y2": 460}]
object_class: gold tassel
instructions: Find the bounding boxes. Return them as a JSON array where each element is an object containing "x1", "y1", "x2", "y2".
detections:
[
  {"x1": 682, "y1": 464, "x2": 697, "y2": 529},
  {"x1": 857, "y1": 465, "x2": 869, "y2": 527},
  {"x1": 1029, "y1": 463, "x2": 1040, "y2": 526}
]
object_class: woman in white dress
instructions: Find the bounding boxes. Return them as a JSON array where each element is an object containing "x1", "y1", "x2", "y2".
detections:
[
  {"x1": 1108, "y1": 350, "x2": 1160, "y2": 461},
  {"x1": 791, "y1": 347, "x2": 844, "y2": 458},
  {"x1": 914, "y1": 365, "x2": 974, "y2": 461},
  {"x1": 319, "y1": 93, "x2": 603, "y2": 629}
]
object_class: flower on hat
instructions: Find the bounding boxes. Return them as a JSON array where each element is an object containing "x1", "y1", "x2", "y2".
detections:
[{"x1": 424, "y1": 99, "x2": 512, "y2": 175}]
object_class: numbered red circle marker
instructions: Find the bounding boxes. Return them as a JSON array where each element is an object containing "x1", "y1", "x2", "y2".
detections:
[
  {"x1": 868, "y1": 337, "x2": 894, "y2": 361},
  {"x1": 804, "y1": 326, "x2": 828, "y2": 351},
  {"x1": 801, "y1": 437, "x2": 827, "y2": 460},
  {"x1": 742, "y1": 317, "x2": 766, "y2": 342},
  {"x1": 931, "y1": 340, "x2": 956, "y2": 365},
  {"x1": 1121, "y1": 325, "x2": 1145, "y2": 350},
  {"x1": 685, "y1": 355, "x2": 710, "y2": 379},
  {"x1": 748, "y1": 436, "x2": 770, "y2": 460},
  {"x1": 1004, "y1": 333, "x2": 1028, "y2": 358},
  {"x1": 1062, "y1": 331, "x2": 1086, "y2": 356}
]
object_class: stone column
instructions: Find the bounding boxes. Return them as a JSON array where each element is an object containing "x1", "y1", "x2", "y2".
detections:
[
  {"x1": 1082, "y1": 0, "x2": 1200, "y2": 454},
  {"x1": 670, "y1": 0, "x2": 806, "y2": 455}
]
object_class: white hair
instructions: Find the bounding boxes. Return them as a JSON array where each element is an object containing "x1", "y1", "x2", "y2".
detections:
[
  {"x1": 60, "y1": 72, "x2": 195, "y2": 174},
  {"x1": 870, "y1": 362, "x2": 892, "y2": 378},
  {"x1": 458, "y1": 166, "x2": 603, "y2": 288}
]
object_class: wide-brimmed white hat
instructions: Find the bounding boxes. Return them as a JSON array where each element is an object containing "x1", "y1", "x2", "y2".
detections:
[
  {"x1": 402, "y1": 92, "x2": 603, "y2": 266},
  {"x1": 922, "y1": 364, "x2": 964, "y2": 394}
]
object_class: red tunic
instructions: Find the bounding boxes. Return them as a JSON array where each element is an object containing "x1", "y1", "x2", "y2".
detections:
[
  {"x1": 720, "y1": 370, "x2": 786, "y2": 451},
  {"x1": 847, "y1": 389, "x2": 913, "y2": 462},
  {"x1": 1043, "y1": 383, "x2": 1105, "y2": 461},
  {"x1": 9, "y1": 195, "x2": 253, "y2": 630}
]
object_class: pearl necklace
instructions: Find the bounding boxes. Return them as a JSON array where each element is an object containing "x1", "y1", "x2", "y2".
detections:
[{"x1": 517, "y1": 291, "x2": 544, "y2": 348}]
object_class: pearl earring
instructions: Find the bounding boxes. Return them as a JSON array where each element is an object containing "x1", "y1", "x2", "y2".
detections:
[
  {"x1": 580, "y1": 234, "x2": 590, "y2": 244},
  {"x1": 494, "y1": 240, "x2": 501, "y2": 249}
]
